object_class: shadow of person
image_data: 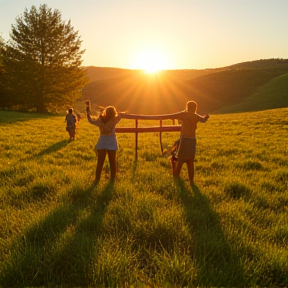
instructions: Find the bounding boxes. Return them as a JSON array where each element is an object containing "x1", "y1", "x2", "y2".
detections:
[
  {"x1": 0, "y1": 182, "x2": 114, "y2": 287},
  {"x1": 177, "y1": 180, "x2": 244, "y2": 287},
  {"x1": 37, "y1": 140, "x2": 68, "y2": 157}
]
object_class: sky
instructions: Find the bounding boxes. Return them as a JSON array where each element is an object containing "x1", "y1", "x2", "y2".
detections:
[{"x1": 0, "y1": 0, "x2": 287, "y2": 70}]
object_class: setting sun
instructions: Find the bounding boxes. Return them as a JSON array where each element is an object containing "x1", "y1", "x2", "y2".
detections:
[{"x1": 133, "y1": 49, "x2": 169, "y2": 74}]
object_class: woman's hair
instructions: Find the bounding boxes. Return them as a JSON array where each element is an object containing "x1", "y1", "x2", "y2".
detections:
[
  {"x1": 100, "y1": 106, "x2": 118, "y2": 123},
  {"x1": 68, "y1": 108, "x2": 74, "y2": 114},
  {"x1": 186, "y1": 101, "x2": 197, "y2": 113}
]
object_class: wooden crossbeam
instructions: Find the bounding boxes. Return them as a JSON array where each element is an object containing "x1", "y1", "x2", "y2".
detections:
[
  {"x1": 116, "y1": 125, "x2": 181, "y2": 133},
  {"x1": 121, "y1": 112, "x2": 182, "y2": 120}
]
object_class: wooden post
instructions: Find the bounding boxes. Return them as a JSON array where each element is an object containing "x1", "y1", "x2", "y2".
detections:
[
  {"x1": 135, "y1": 119, "x2": 138, "y2": 157},
  {"x1": 159, "y1": 120, "x2": 163, "y2": 154}
]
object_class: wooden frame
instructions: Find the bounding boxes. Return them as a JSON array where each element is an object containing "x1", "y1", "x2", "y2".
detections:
[{"x1": 116, "y1": 113, "x2": 182, "y2": 155}]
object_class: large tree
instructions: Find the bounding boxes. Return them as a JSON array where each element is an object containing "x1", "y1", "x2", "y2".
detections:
[
  {"x1": 0, "y1": 36, "x2": 4, "y2": 76},
  {"x1": 0, "y1": 4, "x2": 89, "y2": 112},
  {"x1": 0, "y1": 36, "x2": 8, "y2": 108}
]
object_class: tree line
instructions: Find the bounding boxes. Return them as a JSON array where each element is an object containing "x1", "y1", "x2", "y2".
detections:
[{"x1": 0, "y1": 4, "x2": 89, "y2": 113}]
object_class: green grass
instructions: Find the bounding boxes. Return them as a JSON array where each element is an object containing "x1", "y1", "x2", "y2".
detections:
[{"x1": 0, "y1": 108, "x2": 287, "y2": 287}]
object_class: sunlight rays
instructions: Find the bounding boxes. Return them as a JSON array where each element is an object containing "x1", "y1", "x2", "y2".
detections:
[{"x1": 133, "y1": 49, "x2": 170, "y2": 74}]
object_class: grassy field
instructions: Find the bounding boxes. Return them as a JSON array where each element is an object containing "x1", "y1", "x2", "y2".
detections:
[{"x1": 0, "y1": 107, "x2": 287, "y2": 287}]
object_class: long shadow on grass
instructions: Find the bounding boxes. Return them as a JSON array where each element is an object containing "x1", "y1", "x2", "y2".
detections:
[
  {"x1": 37, "y1": 139, "x2": 68, "y2": 156},
  {"x1": 0, "y1": 182, "x2": 115, "y2": 287},
  {"x1": 178, "y1": 180, "x2": 244, "y2": 287}
]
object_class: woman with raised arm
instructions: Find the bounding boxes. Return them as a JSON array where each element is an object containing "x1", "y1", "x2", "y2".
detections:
[
  {"x1": 85, "y1": 100, "x2": 124, "y2": 184},
  {"x1": 172, "y1": 100, "x2": 209, "y2": 185}
]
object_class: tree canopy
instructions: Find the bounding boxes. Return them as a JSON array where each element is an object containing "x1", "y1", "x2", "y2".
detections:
[{"x1": 0, "y1": 4, "x2": 89, "y2": 112}]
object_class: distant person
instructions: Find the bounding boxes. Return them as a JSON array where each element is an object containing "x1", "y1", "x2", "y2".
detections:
[
  {"x1": 85, "y1": 100, "x2": 124, "y2": 184},
  {"x1": 65, "y1": 108, "x2": 78, "y2": 142},
  {"x1": 171, "y1": 101, "x2": 209, "y2": 185},
  {"x1": 76, "y1": 113, "x2": 82, "y2": 122}
]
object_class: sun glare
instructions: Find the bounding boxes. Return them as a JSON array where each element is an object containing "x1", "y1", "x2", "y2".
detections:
[{"x1": 134, "y1": 50, "x2": 169, "y2": 74}]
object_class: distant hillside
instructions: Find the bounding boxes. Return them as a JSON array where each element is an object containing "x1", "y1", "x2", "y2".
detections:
[
  {"x1": 82, "y1": 71, "x2": 191, "y2": 114},
  {"x1": 183, "y1": 66, "x2": 288, "y2": 112},
  {"x1": 85, "y1": 66, "x2": 135, "y2": 81},
  {"x1": 84, "y1": 66, "x2": 218, "y2": 82},
  {"x1": 82, "y1": 59, "x2": 288, "y2": 114},
  {"x1": 229, "y1": 58, "x2": 288, "y2": 69},
  {"x1": 215, "y1": 73, "x2": 288, "y2": 113}
]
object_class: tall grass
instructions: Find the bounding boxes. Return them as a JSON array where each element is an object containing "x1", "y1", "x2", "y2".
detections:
[{"x1": 0, "y1": 108, "x2": 287, "y2": 287}]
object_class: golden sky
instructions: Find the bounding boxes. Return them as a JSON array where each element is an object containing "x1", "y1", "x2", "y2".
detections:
[{"x1": 1, "y1": 0, "x2": 287, "y2": 70}]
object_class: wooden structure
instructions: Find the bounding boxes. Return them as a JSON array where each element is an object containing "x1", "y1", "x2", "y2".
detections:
[{"x1": 115, "y1": 113, "x2": 182, "y2": 154}]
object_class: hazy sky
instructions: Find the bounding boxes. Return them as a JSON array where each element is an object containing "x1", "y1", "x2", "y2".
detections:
[{"x1": 0, "y1": 0, "x2": 287, "y2": 70}]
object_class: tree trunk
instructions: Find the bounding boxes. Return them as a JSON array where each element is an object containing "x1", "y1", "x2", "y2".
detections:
[{"x1": 35, "y1": 91, "x2": 47, "y2": 113}]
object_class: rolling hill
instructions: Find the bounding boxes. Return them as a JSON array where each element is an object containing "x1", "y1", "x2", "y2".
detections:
[
  {"x1": 215, "y1": 72, "x2": 288, "y2": 113},
  {"x1": 82, "y1": 59, "x2": 288, "y2": 114}
]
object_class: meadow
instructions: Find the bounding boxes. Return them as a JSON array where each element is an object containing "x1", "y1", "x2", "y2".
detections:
[{"x1": 0, "y1": 107, "x2": 287, "y2": 287}]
